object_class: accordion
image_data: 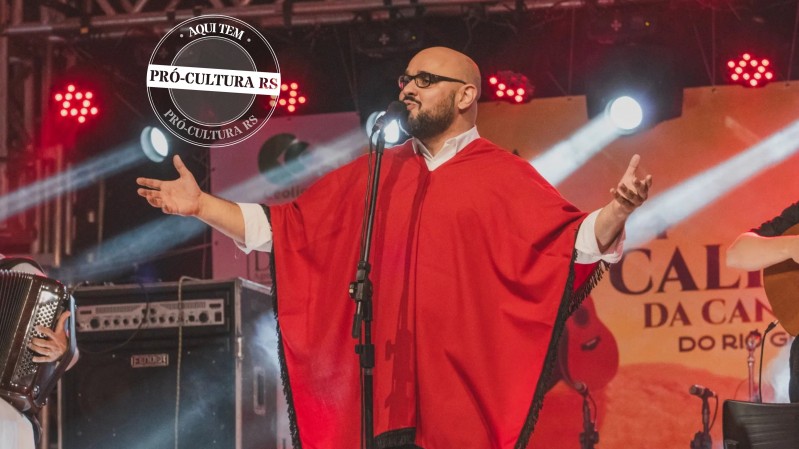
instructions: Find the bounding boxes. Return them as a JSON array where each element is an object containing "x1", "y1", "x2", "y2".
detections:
[{"x1": 0, "y1": 270, "x2": 76, "y2": 414}]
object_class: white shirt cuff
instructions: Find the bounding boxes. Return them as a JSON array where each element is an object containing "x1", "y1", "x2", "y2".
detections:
[
  {"x1": 235, "y1": 203, "x2": 273, "y2": 254},
  {"x1": 574, "y1": 209, "x2": 624, "y2": 264}
]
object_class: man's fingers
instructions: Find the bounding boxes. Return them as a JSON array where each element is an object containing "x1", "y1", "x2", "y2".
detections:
[
  {"x1": 173, "y1": 155, "x2": 191, "y2": 178},
  {"x1": 136, "y1": 177, "x2": 162, "y2": 190},
  {"x1": 624, "y1": 154, "x2": 641, "y2": 177},
  {"x1": 35, "y1": 326, "x2": 57, "y2": 339},
  {"x1": 56, "y1": 311, "x2": 71, "y2": 329}
]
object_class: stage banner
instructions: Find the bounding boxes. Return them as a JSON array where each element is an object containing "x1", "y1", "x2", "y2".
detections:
[{"x1": 211, "y1": 83, "x2": 799, "y2": 449}]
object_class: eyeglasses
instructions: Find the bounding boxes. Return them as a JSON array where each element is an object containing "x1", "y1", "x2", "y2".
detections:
[{"x1": 398, "y1": 71, "x2": 467, "y2": 89}]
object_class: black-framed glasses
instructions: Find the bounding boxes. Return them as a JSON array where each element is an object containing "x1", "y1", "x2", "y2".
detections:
[{"x1": 398, "y1": 71, "x2": 467, "y2": 89}]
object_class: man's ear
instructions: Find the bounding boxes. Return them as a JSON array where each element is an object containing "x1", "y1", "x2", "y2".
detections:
[{"x1": 457, "y1": 84, "x2": 478, "y2": 111}]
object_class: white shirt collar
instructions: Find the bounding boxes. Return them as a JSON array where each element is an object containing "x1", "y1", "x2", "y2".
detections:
[{"x1": 411, "y1": 126, "x2": 480, "y2": 171}]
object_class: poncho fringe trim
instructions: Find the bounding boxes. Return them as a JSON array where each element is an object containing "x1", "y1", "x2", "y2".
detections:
[
  {"x1": 513, "y1": 248, "x2": 608, "y2": 449},
  {"x1": 265, "y1": 205, "x2": 303, "y2": 449}
]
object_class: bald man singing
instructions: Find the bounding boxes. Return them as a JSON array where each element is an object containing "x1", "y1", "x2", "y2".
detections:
[{"x1": 138, "y1": 47, "x2": 651, "y2": 449}]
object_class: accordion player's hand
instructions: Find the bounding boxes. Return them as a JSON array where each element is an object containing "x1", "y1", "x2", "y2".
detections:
[{"x1": 29, "y1": 311, "x2": 71, "y2": 363}]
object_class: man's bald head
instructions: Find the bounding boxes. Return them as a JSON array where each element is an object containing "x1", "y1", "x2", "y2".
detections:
[{"x1": 406, "y1": 47, "x2": 482, "y2": 99}]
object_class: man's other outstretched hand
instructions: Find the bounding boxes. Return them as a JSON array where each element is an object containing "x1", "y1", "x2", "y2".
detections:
[
  {"x1": 137, "y1": 155, "x2": 203, "y2": 217},
  {"x1": 610, "y1": 154, "x2": 652, "y2": 216}
]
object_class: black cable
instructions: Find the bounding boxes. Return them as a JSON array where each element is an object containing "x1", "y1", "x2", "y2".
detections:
[
  {"x1": 71, "y1": 281, "x2": 152, "y2": 355},
  {"x1": 709, "y1": 394, "x2": 719, "y2": 431},
  {"x1": 759, "y1": 320, "x2": 780, "y2": 403}
]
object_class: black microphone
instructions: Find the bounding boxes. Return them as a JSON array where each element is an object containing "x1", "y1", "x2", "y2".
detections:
[
  {"x1": 371, "y1": 101, "x2": 408, "y2": 134},
  {"x1": 765, "y1": 319, "x2": 779, "y2": 333},
  {"x1": 689, "y1": 384, "x2": 716, "y2": 398}
]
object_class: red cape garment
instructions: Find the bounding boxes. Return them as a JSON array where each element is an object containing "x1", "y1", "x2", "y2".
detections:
[{"x1": 266, "y1": 138, "x2": 602, "y2": 449}]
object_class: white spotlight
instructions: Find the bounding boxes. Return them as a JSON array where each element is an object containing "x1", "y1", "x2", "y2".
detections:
[
  {"x1": 365, "y1": 111, "x2": 401, "y2": 145},
  {"x1": 140, "y1": 126, "x2": 170, "y2": 162},
  {"x1": 607, "y1": 96, "x2": 644, "y2": 132}
]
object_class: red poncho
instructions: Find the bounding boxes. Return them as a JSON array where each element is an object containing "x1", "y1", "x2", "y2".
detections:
[{"x1": 268, "y1": 138, "x2": 601, "y2": 449}]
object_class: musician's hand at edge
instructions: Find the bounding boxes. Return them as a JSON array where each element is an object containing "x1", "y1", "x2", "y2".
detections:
[
  {"x1": 137, "y1": 155, "x2": 204, "y2": 217},
  {"x1": 29, "y1": 311, "x2": 70, "y2": 363}
]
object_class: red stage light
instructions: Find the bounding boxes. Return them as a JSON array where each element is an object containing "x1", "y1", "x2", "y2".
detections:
[
  {"x1": 272, "y1": 80, "x2": 307, "y2": 114},
  {"x1": 727, "y1": 53, "x2": 774, "y2": 88},
  {"x1": 53, "y1": 83, "x2": 99, "y2": 124},
  {"x1": 487, "y1": 70, "x2": 534, "y2": 104}
]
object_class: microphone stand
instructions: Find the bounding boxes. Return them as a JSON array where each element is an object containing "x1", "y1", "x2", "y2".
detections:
[
  {"x1": 745, "y1": 329, "x2": 762, "y2": 402},
  {"x1": 689, "y1": 396, "x2": 712, "y2": 449},
  {"x1": 348, "y1": 128, "x2": 388, "y2": 449},
  {"x1": 577, "y1": 384, "x2": 599, "y2": 449}
]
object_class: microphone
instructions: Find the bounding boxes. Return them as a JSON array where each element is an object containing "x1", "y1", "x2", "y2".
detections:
[
  {"x1": 765, "y1": 319, "x2": 779, "y2": 333},
  {"x1": 689, "y1": 384, "x2": 716, "y2": 399},
  {"x1": 573, "y1": 381, "x2": 588, "y2": 395},
  {"x1": 371, "y1": 101, "x2": 408, "y2": 134}
]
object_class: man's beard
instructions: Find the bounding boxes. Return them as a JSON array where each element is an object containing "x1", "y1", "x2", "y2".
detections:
[{"x1": 403, "y1": 92, "x2": 457, "y2": 140}]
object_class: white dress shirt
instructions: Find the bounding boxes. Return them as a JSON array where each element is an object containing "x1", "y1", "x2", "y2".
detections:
[{"x1": 235, "y1": 127, "x2": 624, "y2": 264}]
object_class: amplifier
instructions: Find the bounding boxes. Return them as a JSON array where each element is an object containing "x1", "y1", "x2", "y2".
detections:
[{"x1": 59, "y1": 278, "x2": 286, "y2": 449}]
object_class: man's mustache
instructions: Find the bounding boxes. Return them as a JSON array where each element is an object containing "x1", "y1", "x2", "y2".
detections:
[{"x1": 402, "y1": 95, "x2": 421, "y2": 106}]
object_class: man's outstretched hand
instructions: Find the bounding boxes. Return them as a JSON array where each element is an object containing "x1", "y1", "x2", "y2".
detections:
[
  {"x1": 137, "y1": 155, "x2": 203, "y2": 216},
  {"x1": 610, "y1": 154, "x2": 652, "y2": 216}
]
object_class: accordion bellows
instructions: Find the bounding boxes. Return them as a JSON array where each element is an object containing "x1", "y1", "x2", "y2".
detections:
[{"x1": 0, "y1": 271, "x2": 72, "y2": 413}]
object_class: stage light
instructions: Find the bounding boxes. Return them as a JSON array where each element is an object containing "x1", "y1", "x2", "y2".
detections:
[
  {"x1": 487, "y1": 71, "x2": 534, "y2": 104},
  {"x1": 364, "y1": 110, "x2": 403, "y2": 144},
  {"x1": 53, "y1": 83, "x2": 99, "y2": 124},
  {"x1": 607, "y1": 96, "x2": 644, "y2": 132},
  {"x1": 269, "y1": 81, "x2": 308, "y2": 114},
  {"x1": 140, "y1": 126, "x2": 170, "y2": 163},
  {"x1": 585, "y1": 45, "x2": 682, "y2": 133},
  {"x1": 727, "y1": 53, "x2": 774, "y2": 88}
]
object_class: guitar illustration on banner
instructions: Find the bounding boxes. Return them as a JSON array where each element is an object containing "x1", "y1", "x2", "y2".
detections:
[{"x1": 550, "y1": 295, "x2": 620, "y2": 393}]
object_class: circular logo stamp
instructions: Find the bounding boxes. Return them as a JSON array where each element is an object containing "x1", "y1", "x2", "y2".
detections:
[{"x1": 147, "y1": 15, "x2": 280, "y2": 147}]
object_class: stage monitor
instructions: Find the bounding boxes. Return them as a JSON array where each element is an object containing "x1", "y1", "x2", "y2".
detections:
[{"x1": 722, "y1": 400, "x2": 799, "y2": 449}]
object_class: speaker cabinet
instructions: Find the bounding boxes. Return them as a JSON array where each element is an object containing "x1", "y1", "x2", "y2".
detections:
[{"x1": 60, "y1": 278, "x2": 278, "y2": 449}]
